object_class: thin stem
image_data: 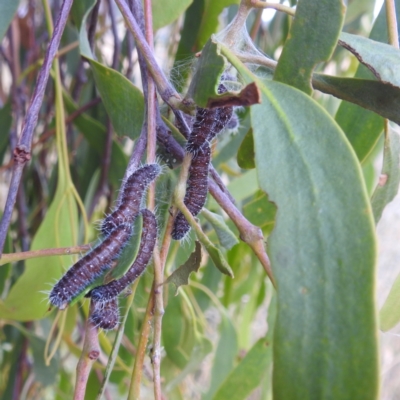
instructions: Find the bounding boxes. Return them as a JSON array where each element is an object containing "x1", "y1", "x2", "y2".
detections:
[
  {"x1": 0, "y1": 244, "x2": 91, "y2": 266},
  {"x1": 0, "y1": 0, "x2": 74, "y2": 257},
  {"x1": 127, "y1": 292, "x2": 154, "y2": 400},
  {"x1": 113, "y1": 0, "x2": 189, "y2": 111},
  {"x1": 249, "y1": 0, "x2": 295, "y2": 16},
  {"x1": 386, "y1": 0, "x2": 399, "y2": 48},
  {"x1": 74, "y1": 302, "x2": 100, "y2": 400}
]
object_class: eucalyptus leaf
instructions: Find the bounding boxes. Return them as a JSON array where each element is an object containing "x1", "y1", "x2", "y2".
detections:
[
  {"x1": 339, "y1": 32, "x2": 400, "y2": 88},
  {"x1": 89, "y1": 59, "x2": 144, "y2": 140},
  {"x1": 165, "y1": 241, "x2": 202, "y2": 294},
  {"x1": 380, "y1": 270, "x2": 400, "y2": 331},
  {"x1": 219, "y1": 41, "x2": 378, "y2": 399},
  {"x1": 0, "y1": 0, "x2": 20, "y2": 42},
  {"x1": 237, "y1": 128, "x2": 255, "y2": 169},
  {"x1": 274, "y1": 0, "x2": 345, "y2": 94},
  {"x1": 203, "y1": 315, "x2": 237, "y2": 400},
  {"x1": 201, "y1": 209, "x2": 239, "y2": 250},
  {"x1": 313, "y1": 74, "x2": 400, "y2": 125},
  {"x1": 0, "y1": 184, "x2": 79, "y2": 320},
  {"x1": 196, "y1": 0, "x2": 239, "y2": 50},
  {"x1": 152, "y1": 0, "x2": 192, "y2": 30},
  {"x1": 371, "y1": 123, "x2": 400, "y2": 223},
  {"x1": 334, "y1": 2, "x2": 400, "y2": 162}
]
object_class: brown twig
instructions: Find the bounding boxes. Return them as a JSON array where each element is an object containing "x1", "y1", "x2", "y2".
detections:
[
  {"x1": 0, "y1": 0, "x2": 74, "y2": 257},
  {"x1": 0, "y1": 244, "x2": 91, "y2": 266},
  {"x1": 73, "y1": 302, "x2": 100, "y2": 400}
]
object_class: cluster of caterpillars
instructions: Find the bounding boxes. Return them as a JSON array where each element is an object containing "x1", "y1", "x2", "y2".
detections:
[
  {"x1": 49, "y1": 164, "x2": 160, "y2": 330},
  {"x1": 171, "y1": 83, "x2": 235, "y2": 240}
]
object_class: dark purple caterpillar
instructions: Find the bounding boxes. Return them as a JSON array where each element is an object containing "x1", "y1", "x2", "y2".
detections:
[
  {"x1": 185, "y1": 84, "x2": 233, "y2": 155},
  {"x1": 49, "y1": 223, "x2": 134, "y2": 310},
  {"x1": 89, "y1": 209, "x2": 157, "y2": 303},
  {"x1": 101, "y1": 163, "x2": 161, "y2": 236},
  {"x1": 172, "y1": 143, "x2": 211, "y2": 240},
  {"x1": 90, "y1": 298, "x2": 120, "y2": 330}
]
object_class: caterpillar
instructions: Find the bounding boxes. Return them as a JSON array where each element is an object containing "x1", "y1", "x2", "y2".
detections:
[
  {"x1": 89, "y1": 209, "x2": 157, "y2": 303},
  {"x1": 49, "y1": 223, "x2": 134, "y2": 310},
  {"x1": 90, "y1": 298, "x2": 120, "y2": 330},
  {"x1": 185, "y1": 83, "x2": 233, "y2": 155},
  {"x1": 172, "y1": 143, "x2": 211, "y2": 240},
  {"x1": 101, "y1": 163, "x2": 161, "y2": 236}
]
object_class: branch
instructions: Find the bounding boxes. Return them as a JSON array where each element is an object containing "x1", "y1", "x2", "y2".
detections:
[
  {"x1": 0, "y1": 0, "x2": 74, "y2": 257},
  {"x1": 73, "y1": 302, "x2": 100, "y2": 400},
  {"x1": 0, "y1": 244, "x2": 91, "y2": 266}
]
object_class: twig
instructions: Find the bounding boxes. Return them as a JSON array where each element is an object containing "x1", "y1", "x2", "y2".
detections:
[
  {"x1": 73, "y1": 302, "x2": 100, "y2": 400},
  {"x1": 209, "y1": 166, "x2": 236, "y2": 205},
  {"x1": 0, "y1": 0, "x2": 74, "y2": 257},
  {"x1": 386, "y1": 0, "x2": 399, "y2": 48},
  {"x1": 127, "y1": 292, "x2": 154, "y2": 400},
  {"x1": 141, "y1": 0, "x2": 164, "y2": 397},
  {"x1": 113, "y1": 0, "x2": 189, "y2": 111},
  {"x1": 248, "y1": 0, "x2": 295, "y2": 16},
  {"x1": 88, "y1": 0, "x2": 101, "y2": 51},
  {"x1": 208, "y1": 179, "x2": 275, "y2": 286},
  {"x1": 0, "y1": 244, "x2": 91, "y2": 266},
  {"x1": 108, "y1": 0, "x2": 122, "y2": 69}
]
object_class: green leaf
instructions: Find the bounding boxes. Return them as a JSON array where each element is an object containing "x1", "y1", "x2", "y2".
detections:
[
  {"x1": 30, "y1": 336, "x2": 59, "y2": 386},
  {"x1": 371, "y1": 123, "x2": 400, "y2": 223},
  {"x1": 334, "y1": 3, "x2": 400, "y2": 162},
  {"x1": 213, "y1": 332, "x2": 273, "y2": 399},
  {"x1": 63, "y1": 92, "x2": 128, "y2": 185},
  {"x1": 203, "y1": 314, "x2": 238, "y2": 400},
  {"x1": 89, "y1": 59, "x2": 144, "y2": 140},
  {"x1": 380, "y1": 270, "x2": 400, "y2": 331},
  {"x1": 237, "y1": 128, "x2": 255, "y2": 169},
  {"x1": 0, "y1": 184, "x2": 79, "y2": 320},
  {"x1": 187, "y1": 39, "x2": 226, "y2": 107},
  {"x1": 0, "y1": 0, "x2": 20, "y2": 42},
  {"x1": 201, "y1": 209, "x2": 239, "y2": 250},
  {"x1": 242, "y1": 192, "x2": 276, "y2": 230},
  {"x1": 196, "y1": 0, "x2": 239, "y2": 50},
  {"x1": 152, "y1": 0, "x2": 193, "y2": 30},
  {"x1": 274, "y1": 0, "x2": 346, "y2": 94},
  {"x1": 165, "y1": 241, "x2": 202, "y2": 294},
  {"x1": 220, "y1": 42, "x2": 378, "y2": 399},
  {"x1": 227, "y1": 169, "x2": 258, "y2": 202},
  {"x1": 339, "y1": 32, "x2": 400, "y2": 88},
  {"x1": 313, "y1": 74, "x2": 400, "y2": 125},
  {"x1": 163, "y1": 286, "x2": 196, "y2": 369},
  {"x1": 203, "y1": 243, "x2": 234, "y2": 278}
]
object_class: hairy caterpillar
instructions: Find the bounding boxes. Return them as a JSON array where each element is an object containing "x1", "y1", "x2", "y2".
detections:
[
  {"x1": 172, "y1": 143, "x2": 211, "y2": 240},
  {"x1": 185, "y1": 84, "x2": 233, "y2": 154},
  {"x1": 49, "y1": 223, "x2": 134, "y2": 310},
  {"x1": 101, "y1": 163, "x2": 161, "y2": 236},
  {"x1": 90, "y1": 298, "x2": 120, "y2": 330},
  {"x1": 89, "y1": 209, "x2": 157, "y2": 303}
]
